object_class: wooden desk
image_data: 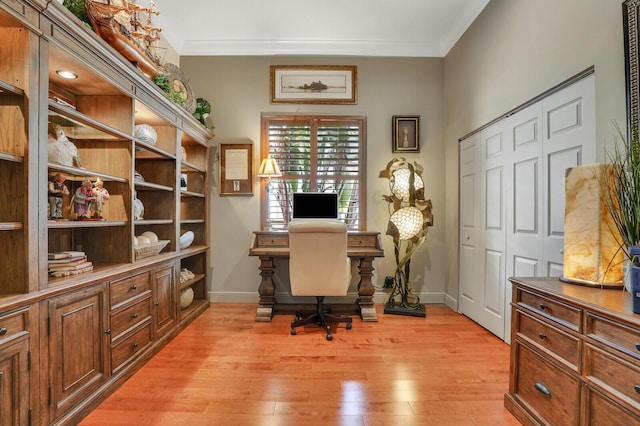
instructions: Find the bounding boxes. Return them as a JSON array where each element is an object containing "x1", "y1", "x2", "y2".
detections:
[{"x1": 249, "y1": 230, "x2": 384, "y2": 322}]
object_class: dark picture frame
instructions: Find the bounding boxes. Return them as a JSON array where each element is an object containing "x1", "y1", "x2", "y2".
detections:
[
  {"x1": 392, "y1": 115, "x2": 420, "y2": 153},
  {"x1": 624, "y1": 0, "x2": 640, "y2": 131},
  {"x1": 270, "y1": 65, "x2": 357, "y2": 104},
  {"x1": 219, "y1": 143, "x2": 253, "y2": 195}
]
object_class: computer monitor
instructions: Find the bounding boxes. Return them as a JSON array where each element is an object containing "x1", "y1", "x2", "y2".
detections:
[{"x1": 292, "y1": 192, "x2": 338, "y2": 220}]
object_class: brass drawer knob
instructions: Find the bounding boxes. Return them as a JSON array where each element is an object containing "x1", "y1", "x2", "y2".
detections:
[
  {"x1": 538, "y1": 333, "x2": 547, "y2": 339},
  {"x1": 0, "y1": 327, "x2": 7, "y2": 336},
  {"x1": 539, "y1": 304, "x2": 548, "y2": 310},
  {"x1": 131, "y1": 313, "x2": 138, "y2": 319},
  {"x1": 132, "y1": 342, "x2": 138, "y2": 349},
  {"x1": 130, "y1": 284, "x2": 138, "y2": 290}
]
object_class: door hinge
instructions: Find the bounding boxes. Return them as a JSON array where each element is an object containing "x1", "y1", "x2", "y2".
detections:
[
  {"x1": 47, "y1": 316, "x2": 50, "y2": 335},
  {"x1": 48, "y1": 386, "x2": 52, "y2": 406},
  {"x1": 28, "y1": 351, "x2": 31, "y2": 371}
]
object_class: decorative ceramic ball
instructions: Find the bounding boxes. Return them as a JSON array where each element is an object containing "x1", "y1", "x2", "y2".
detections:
[
  {"x1": 137, "y1": 235, "x2": 151, "y2": 246},
  {"x1": 141, "y1": 231, "x2": 158, "y2": 243},
  {"x1": 180, "y1": 231, "x2": 194, "y2": 249},
  {"x1": 180, "y1": 287, "x2": 194, "y2": 309},
  {"x1": 134, "y1": 124, "x2": 157, "y2": 145}
]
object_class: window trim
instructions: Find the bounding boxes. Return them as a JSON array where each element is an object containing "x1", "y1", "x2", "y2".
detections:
[{"x1": 260, "y1": 114, "x2": 367, "y2": 231}]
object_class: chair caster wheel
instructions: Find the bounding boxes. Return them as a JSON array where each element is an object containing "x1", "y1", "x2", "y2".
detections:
[
  {"x1": 326, "y1": 333, "x2": 333, "y2": 341},
  {"x1": 346, "y1": 322, "x2": 352, "y2": 330},
  {"x1": 291, "y1": 328, "x2": 296, "y2": 335}
]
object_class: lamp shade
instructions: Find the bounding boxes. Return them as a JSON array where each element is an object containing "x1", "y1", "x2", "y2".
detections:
[
  {"x1": 391, "y1": 168, "x2": 424, "y2": 201},
  {"x1": 389, "y1": 206, "x2": 423, "y2": 240},
  {"x1": 257, "y1": 158, "x2": 282, "y2": 177}
]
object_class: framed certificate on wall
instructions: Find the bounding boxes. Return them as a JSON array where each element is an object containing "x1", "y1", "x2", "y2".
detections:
[{"x1": 219, "y1": 143, "x2": 253, "y2": 195}]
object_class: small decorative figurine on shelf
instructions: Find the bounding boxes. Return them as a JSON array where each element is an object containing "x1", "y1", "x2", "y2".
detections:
[
  {"x1": 90, "y1": 179, "x2": 109, "y2": 219},
  {"x1": 47, "y1": 123, "x2": 83, "y2": 168},
  {"x1": 72, "y1": 178, "x2": 96, "y2": 220},
  {"x1": 48, "y1": 173, "x2": 69, "y2": 220}
]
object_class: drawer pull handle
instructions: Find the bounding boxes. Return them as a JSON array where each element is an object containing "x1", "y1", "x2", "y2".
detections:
[
  {"x1": 131, "y1": 313, "x2": 138, "y2": 319},
  {"x1": 535, "y1": 382, "x2": 551, "y2": 397},
  {"x1": 154, "y1": 301, "x2": 159, "y2": 306},
  {"x1": 539, "y1": 304, "x2": 548, "y2": 310},
  {"x1": 636, "y1": 343, "x2": 640, "y2": 352},
  {"x1": 538, "y1": 333, "x2": 547, "y2": 339},
  {"x1": 635, "y1": 385, "x2": 640, "y2": 395},
  {"x1": 0, "y1": 327, "x2": 7, "y2": 336},
  {"x1": 104, "y1": 329, "x2": 111, "y2": 335},
  {"x1": 130, "y1": 284, "x2": 138, "y2": 290},
  {"x1": 132, "y1": 342, "x2": 138, "y2": 349}
]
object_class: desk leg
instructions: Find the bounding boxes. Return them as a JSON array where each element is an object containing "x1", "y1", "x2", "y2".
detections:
[
  {"x1": 256, "y1": 255, "x2": 277, "y2": 322},
  {"x1": 357, "y1": 256, "x2": 378, "y2": 322}
]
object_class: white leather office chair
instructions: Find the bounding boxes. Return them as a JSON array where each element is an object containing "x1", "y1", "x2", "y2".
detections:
[{"x1": 288, "y1": 219, "x2": 352, "y2": 341}]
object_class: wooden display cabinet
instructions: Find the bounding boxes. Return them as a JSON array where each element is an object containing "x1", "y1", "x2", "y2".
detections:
[{"x1": 0, "y1": 2, "x2": 213, "y2": 423}]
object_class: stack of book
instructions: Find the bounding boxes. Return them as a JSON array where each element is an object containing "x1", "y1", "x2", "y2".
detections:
[{"x1": 48, "y1": 251, "x2": 93, "y2": 278}]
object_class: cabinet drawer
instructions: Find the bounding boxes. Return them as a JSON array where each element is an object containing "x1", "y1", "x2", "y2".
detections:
[
  {"x1": 515, "y1": 310, "x2": 580, "y2": 369},
  {"x1": 512, "y1": 341, "x2": 581, "y2": 424},
  {"x1": 0, "y1": 308, "x2": 28, "y2": 344},
  {"x1": 111, "y1": 321, "x2": 152, "y2": 373},
  {"x1": 110, "y1": 296, "x2": 152, "y2": 341},
  {"x1": 517, "y1": 288, "x2": 581, "y2": 331},
  {"x1": 587, "y1": 312, "x2": 640, "y2": 361},
  {"x1": 585, "y1": 344, "x2": 640, "y2": 407},
  {"x1": 586, "y1": 385, "x2": 640, "y2": 426},
  {"x1": 110, "y1": 271, "x2": 151, "y2": 308}
]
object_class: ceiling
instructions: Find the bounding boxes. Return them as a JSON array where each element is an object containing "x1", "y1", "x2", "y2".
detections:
[{"x1": 153, "y1": 0, "x2": 490, "y2": 57}]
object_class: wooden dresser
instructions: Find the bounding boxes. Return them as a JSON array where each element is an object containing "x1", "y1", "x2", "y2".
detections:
[{"x1": 505, "y1": 277, "x2": 640, "y2": 425}]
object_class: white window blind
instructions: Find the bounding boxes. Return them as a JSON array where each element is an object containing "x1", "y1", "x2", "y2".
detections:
[{"x1": 260, "y1": 115, "x2": 367, "y2": 230}]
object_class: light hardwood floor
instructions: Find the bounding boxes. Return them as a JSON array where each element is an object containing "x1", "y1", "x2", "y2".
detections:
[{"x1": 80, "y1": 303, "x2": 521, "y2": 426}]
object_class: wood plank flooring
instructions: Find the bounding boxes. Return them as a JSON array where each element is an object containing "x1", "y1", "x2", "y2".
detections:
[{"x1": 80, "y1": 304, "x2": 521, "y2": 426}]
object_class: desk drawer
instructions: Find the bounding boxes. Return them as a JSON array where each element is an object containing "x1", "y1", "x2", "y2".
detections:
[
  {"x1": 0, "y1": 308, "x2": 28, "y2": 344},
  {"x1": 111, "y1": 321, "x2": 152, "y2": 373},
  {"x1": 516, "y1": 288, "x2": 581, "y2": 331},
  {"x1": 585, "y1": 344, "x2": 640, "y2": 407},
  {"x1": 515, "y1": 309, "x2": 580, "y2": 369},
  {"x1": 347, "y1": 234, "x2": 378, "y2": 248},
  {"x1": 255, "y1": 234, "x2": 288, "y2": 247},
  {"x1": 512, "y1": 341, "x2": 581, "y2": 425},
  {"x1": 110, "y1": 296, "x2": 152, "y2": 341},
  {"x1": 587, "y1": 312, "x2": 640, "y2": 361},
  {"x1": 110, "y1": 271, "x2": 151, "y2": 308}
]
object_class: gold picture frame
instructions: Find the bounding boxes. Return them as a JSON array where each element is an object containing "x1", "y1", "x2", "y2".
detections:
[
  {"x1": 392, "y1": 115, "x2": 420, "y2": 153},
  {"x1": 219, "y1": 143, "x2": 253, "y2": 195},
  {"x1": 270, "y1": 65, "x2": 357, "y2": 104}
]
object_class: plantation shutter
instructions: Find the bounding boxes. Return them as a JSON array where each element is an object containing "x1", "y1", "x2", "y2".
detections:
[{"x1": 261, "y1": 115, "x2": 366, "y2": 230}]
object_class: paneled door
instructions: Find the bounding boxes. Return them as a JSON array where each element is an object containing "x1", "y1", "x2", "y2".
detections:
[{"x1": 459, "y1": 74, "x2": 596, "y2": 341}]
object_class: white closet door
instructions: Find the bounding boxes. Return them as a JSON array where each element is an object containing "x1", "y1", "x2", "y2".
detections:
[
  {"x1": 458, "y1": 134, "x2": 481, "y2": 322},
  {"x1": 504, "y1": 102, "x2": 544, "y2": 344},
  {"x1": 541, "y1": 74, "x2": 596, "y2": 276},
  {"x1": 479, "y1": 123, "x2": 507, "y2": 337},
  {"x1": 458, "y1": 74, "x2": 596, "y2": 341}
]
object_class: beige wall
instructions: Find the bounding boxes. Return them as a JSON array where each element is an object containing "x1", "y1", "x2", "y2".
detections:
[
  {"x1": 180, "y1": 0, "x2": 628, "y2": 308},
  {"x1": 181, "y1": 56, "x2": 446, "y2": 303},
  {"x1": 443, "y1": 0, "x2": 627, "y2": 305}
]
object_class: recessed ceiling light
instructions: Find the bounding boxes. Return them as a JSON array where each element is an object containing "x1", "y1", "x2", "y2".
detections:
[{"x1": 56, "y1": 70, "x2": 78, "y2": 79}]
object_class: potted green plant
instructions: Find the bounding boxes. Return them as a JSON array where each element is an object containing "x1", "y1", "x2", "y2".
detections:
[{"x1": 602, "y1": 124, "x2": 640, "y2": 294}]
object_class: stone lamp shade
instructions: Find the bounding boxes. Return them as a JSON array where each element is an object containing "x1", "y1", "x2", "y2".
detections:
[{"x1": 562, "y1": 163, "x2": 624, "y2": 288}]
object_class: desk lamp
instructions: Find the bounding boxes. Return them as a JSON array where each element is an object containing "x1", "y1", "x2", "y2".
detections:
[
  {"x1": 258, "y1": 157, "x2": 282, "y2": 230},
  {"x1": 380, "y1": 158, "x2": 433, "y2": 317}
]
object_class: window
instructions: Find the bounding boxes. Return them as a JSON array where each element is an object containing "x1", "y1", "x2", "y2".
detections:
[{"x1": 260, "y1": 114, "x2": 367, "y2": 231}]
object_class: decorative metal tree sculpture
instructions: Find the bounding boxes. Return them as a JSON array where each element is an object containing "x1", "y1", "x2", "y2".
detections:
[{"x1": 380, "y1": 158, "x2": 433, "y2": 317}]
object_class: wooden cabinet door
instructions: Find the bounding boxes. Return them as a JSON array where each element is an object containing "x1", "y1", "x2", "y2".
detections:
[
  {"x1": 48, "y1": 284, "x2": 108, "y2": 421},
  {"x1": 0, "y1": 336, "x2": 29, "y2": 426},
  {"x1": 152, "y1": 264, "x2": 176, "y2": 339}
]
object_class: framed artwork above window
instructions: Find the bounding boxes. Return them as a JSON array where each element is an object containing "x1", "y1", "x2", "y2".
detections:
[{"x1": 270, "y1": 65, "x2": 357, "y2": 104}]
